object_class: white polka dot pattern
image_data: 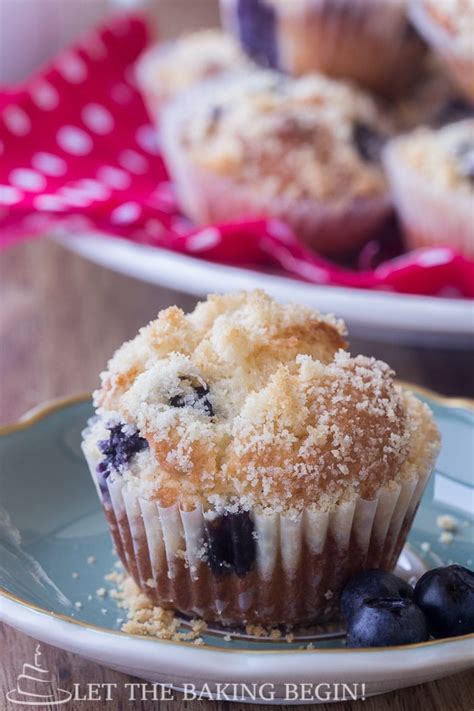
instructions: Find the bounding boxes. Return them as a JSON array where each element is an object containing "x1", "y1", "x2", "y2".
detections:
[
  {"x1": 9, "y1": 168, "x2": 46, "y2": 192},
  {"x1": 57, "y1": 52, "x2": 88, "y2": 84},
  {"x1": 32, "y1": 153, "x2": 67, "y2": 177},
  {"x1": 0, "y1": 13, "x2": 470, "y2": 299},
  {"x1": 31, "y1": 82, "x2": 60, "y2": 111},
  {"x1": 0, "y1": 185, "x2": 23, "y2": 206},
  {"x1": 111, "y1": 202, "x2": 141, "y2": 224},
  {"x1": 97, "y1": 166, "x2": 131, "y2": 190},
  {"x1": 3, "y1": 106, "x2": 31, "y2": 136},
  {"x1": 57, "y1": 126, "x2": 93, "y2": 156},
  {"x1": 82, "y1": 104, "x2": 114, "y2": 135},
  {"x1": 117, "y1": 149, "x2": 148, "y2": 174}
]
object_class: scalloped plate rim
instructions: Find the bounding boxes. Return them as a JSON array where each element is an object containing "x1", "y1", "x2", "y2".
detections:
[{"x1": 0, "y1": 388, "x2": 473, "y2": 703}]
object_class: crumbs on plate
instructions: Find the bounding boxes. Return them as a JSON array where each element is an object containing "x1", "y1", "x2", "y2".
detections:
[{"x1": 104, "y1": 567, "x2": 308, "y2": 645}]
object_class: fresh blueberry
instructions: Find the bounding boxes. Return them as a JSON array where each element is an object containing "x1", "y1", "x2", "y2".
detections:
[
  {"x1": 96, "y1": 423, "x2": 148, "y2": 497},
  {"x1": 352, "y1": 121, "x2": 386, "y2": 163},
  {"x1": 169, "y1": 377, "x2": 214, "y2": 417},
  {"x1": 236, "y1": 0, "x2": 278, "y2": 69},
  {"x1": 453, "y1": 140, "x2": 474, "y2": 184},
  {"x1": 209, "y1": 104, "x2": 224, "y2": 126},
  {"x1": 414, "y1": 565, "x2": 474, "y2": 638},
  {"x1": 346, "y1": 597, "x2": 429, "y2": 647},
  {"x1": 435, "y1": 97, "x2": 474, "y2": 127},
  {"x1": 205, "y1": 511, "x2": 256, "y2": 577},
  {"x1": 341, "y1": 569, "x2": 414, "y2": 622}
]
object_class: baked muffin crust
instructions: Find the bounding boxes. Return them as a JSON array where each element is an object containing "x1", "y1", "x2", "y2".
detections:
[
  {"x1": 394, "y1": 119, "x2": 474, "y2": 193},
  {"x1": 179, "y1": 71, "x2": 390, "y2": 204},
  {"x1": 424, "y1": 0, "x2": 474, "y2": 52},
  {"x1": 140, "y1": 30, "x2": 251, "y2": 98},
  {"x1": 85, "y1": 291, "x2": 439, "y2": 515}
]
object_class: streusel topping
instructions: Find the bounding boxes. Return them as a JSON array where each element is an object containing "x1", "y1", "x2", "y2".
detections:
[
  {"x1": 84, "y1": 291, "x2": 439, "y2": 514},
  {"x1": 424, "y1": 0, "x2": 474, "y2": 53},
  {"x1": 392, "y1": 119, "x2": 474, "y2": 193},
  {"x1": 139, "y1": 30, "x2": 251, "y2": 98},
  {"x1": 179, "y1": 71, "x2": 390, "y2": 202}
]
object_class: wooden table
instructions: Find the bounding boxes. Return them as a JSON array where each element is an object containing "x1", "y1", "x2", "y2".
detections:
[
  {"x1": 1, "y1": 242, "x2": 474, "y2": 711},
  {"x1": 1, "y1": 2, "x2": 474, "y2": 709}
]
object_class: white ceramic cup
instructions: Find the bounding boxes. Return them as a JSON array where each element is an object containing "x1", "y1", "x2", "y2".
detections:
[{"x1": 0, "y1": 0, "x2": 145, "y2": 85}]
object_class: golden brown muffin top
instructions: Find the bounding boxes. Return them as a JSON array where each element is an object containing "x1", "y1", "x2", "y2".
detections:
[
  {"x1": 424, "y1": 0, "x2": 474, "y2": 51},
  {"x1": 138, "y1": 30, "x2": 251, "y2": 102},
  {"x1": 389, "y1": 119, "x2": 474, "y2": 193},
  {"x1": 88, "y1": 291, "x2": 439, "y2": 514},
  {"x1": 178, "y1": 71, "x2": 391, "y2": 203}
]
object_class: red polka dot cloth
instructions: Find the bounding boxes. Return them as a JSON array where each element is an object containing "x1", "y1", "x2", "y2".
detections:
[{"x1": 0, "y1": 13, "x2": 473, "y2": 297}]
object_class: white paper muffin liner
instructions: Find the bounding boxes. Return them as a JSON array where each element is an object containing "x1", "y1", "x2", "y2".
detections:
[
  {"x1": 83, "y1": 442, "x2": 433, "y2": 626},
  {"x1": 220, "y1": 0, "x2": 425, "y2": 95},
  {"x1": 410, "y1": 1, "x2": 474, "y2": 102},
  {"x1": 384, "y1": 137, "x2": 474, "y2": 258},
  {"x1": 160, "y1": 76, "x2": 391, "y2": 256}
]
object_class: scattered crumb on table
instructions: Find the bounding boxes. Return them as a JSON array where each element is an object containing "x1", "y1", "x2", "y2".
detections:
[
  {"x1": 436, "y1": 514, "x2": 458, "y2": 533},
  {"x1": 439, "y1": 531, "x2": 455, "y2": 545}
]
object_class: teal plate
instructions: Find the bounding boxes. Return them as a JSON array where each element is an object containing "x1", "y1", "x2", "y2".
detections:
[{"x1": 0, "y1": 388, "x2": 473, "y2": 703}]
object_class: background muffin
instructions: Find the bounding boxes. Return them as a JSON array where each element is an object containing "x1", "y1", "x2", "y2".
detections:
[
  {"x1": 220, "y1": 0, "x2": 426, "y2": 96},
  {"x1": 83, "y1": 291, "x2": 440, "y2": 626},
  {"x1": 136, "y1": 29, "x2": 251, "y2": 122},
  {"x1": 384, "y1": 119, "x2": 474, "y2": 257},
  {"x1": 392, "y1": 56, "x2": 473, "y2": 131},
  {"x1": 161, "y1": 70, "x2": 392, "y2": 255},
  {"x1": 410, "y1": 0, "x2": 474, "y2": 101}
]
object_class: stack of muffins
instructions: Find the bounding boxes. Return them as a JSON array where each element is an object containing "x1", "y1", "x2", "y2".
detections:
[
  {"x1": 136, "y1": 0, "x2": 474, "y2": 259},
  {"x1": 83, "y1": 290, "x2": 440, "y2": 625}
]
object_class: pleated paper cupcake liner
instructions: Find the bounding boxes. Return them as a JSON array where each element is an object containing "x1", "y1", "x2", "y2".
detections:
[
  {"x1": 410, "y1": 1, "x2": 474, "y2": 102},
  {"x1": 160, "y1": 79, "x2": 391, "y2": 256},
  {"x1": 384, "y1": 138, "x2": 474, "y2": 258},
  {"x1": 220, "y1": 0, "x2": 425, "y2": 95},
  {"x1": 83, "y1": 444, "x2": 433, "y2": 626}
]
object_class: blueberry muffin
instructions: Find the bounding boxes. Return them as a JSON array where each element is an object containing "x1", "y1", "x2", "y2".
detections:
[
  {"x1": 392, "y1": 56, "x2": 473, "y2": 132},
  {"x1": 384, "y1": 119, "x2": 474, "y2": 257},
  {"x1": 82, "y1": 290, "x2": 440, "y2": 625},
  {"x1": 411, "y1": 0, "x2": 474, "y2": 101},
  {"x1": 161, "y1": 70, "x2": 392, "y2": 255},
  {"x1": 136, "y1": 30, "x2": 251, "y2": 123},
  {"x1": 220, "y1": 0, "x2": 426, "y2": 95}
]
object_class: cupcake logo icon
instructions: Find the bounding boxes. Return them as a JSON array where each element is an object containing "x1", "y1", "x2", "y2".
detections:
[{"x1": 7, "y1": 645, "x2": 72, "y2": 706}]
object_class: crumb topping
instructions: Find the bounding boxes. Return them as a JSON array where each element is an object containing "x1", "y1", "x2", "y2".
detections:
[
  {"x1": 424, "y1": 0, "x2": 474, "y2": 52},
  {"x1": 84, "y1": 291, "x2": 439, "y2": 515},
  {"x1": 138, "y1": 29, "x2": 251, "y2": 102},
  {"x1": 179, "y1": 71, "x2": 390, "y2": 202},
  {"x1": 392, "y1": 119, "x2": 474, "y2": 193}
]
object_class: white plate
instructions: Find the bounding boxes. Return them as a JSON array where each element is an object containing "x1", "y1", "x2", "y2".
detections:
[{"x1": 60, "y1": 233, "x2": 474, "y2": 346}]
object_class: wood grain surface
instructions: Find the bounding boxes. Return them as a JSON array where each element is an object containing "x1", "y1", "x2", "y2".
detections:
[{"x1": 1, "y1": 1, "x2": 474, "y2": 709}]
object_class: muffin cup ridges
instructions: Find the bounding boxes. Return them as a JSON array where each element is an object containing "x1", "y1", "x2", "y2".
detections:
[
  {"x1": 410, "y1": 0, "x2": 474, "y2": 102},
  {"x1": 160, "y1": 80, "x2": 391, "y2": 256},
  {"x1": 384, "y1": 137, "x2": 474, "y2": 258},
  {"x1": 220, "y1": 0, "x2": 426, "y2": 96},
  {"x1": 83, "y1": 442, "x2": 434, "y2": 627}
]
